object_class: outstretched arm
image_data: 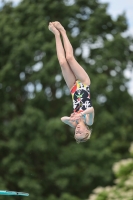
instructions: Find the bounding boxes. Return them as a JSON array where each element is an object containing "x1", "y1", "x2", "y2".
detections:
[{"x1": 61, "y1": 116, "x2": 77, "y2": 128}]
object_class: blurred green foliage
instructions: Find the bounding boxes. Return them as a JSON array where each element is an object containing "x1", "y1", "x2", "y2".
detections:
[
  {"x1": 0, "y1": 0, "x2": 133, "y2": 199},
  {"x1": 88, "y1": 143, "x2": 133, "y2": 200}
]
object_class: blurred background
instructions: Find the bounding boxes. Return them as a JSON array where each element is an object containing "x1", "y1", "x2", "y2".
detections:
[{"x1": 0, "y1": 0, "x2": 133, "y2": 200}]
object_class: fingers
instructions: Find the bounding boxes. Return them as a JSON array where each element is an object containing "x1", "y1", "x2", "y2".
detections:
[
  {"x1": 48, "y1": 22, "x2": 52, "y2": 30},
  {"x1": 70, "y1": 114, "x2": 81, "y2": 121},
  {"x1": 70, "y1": 113, "x2": 76, "y2": 117}
]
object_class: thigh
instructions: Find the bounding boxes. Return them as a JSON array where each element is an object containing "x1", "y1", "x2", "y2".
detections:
[
  {"x1": 67, "y1": 57, "x2": 91, "y2": 85},
  {"x1": 60, "y1": 62, "x2": 76, "y2": 90}
]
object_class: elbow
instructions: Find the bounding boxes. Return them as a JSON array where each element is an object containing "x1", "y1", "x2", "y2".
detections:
[
  {"x1": 89, "y1": 121, "x2": 93, "y2": 126},
  {"x1": 87, "y1": 119, "x2": 94, "y2": 126}
]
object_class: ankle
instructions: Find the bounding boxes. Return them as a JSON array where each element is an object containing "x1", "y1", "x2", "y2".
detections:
[
  {"x1": 60, "y1": 29, "x2": 66, "y2": 34},
  {"x1": 55, "y1": 32, "x2": 60, "y2": 37}
]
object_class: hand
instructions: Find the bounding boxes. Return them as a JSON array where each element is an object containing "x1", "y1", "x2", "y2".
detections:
[
  {"x1": 70, "y1": 112, "x2": 76, "y2": 117},
  {"x1": 70, "y1": 113, "x2": 82, "y2": 121},
  {"x1": 70, "y1": 113, "x2": 76, "y2": 122}
]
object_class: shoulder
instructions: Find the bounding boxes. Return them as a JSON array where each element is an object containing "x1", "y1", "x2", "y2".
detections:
[{"x1": 85, "y1": 107, "x2": 94, "y2": 113}]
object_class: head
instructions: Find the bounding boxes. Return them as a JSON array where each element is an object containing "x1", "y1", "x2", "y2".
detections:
[{"x1": 74, "y1": 122, "x2": 92, "y2": 144}]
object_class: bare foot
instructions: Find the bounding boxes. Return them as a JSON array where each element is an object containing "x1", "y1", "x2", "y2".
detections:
[
  {"x1": 48, "y1": 22, "x2": 60, "y2": 35},
  {"x1": 53, "y1": 21, "x2": 65, "y2": 32}
]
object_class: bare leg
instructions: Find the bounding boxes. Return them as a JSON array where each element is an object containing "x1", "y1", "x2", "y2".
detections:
[
  {"x1": 48, "y1": 22, "x2": 76, "y2": 90},
  {"x1": 53, "y1": 21, "x2": 91, "y2": 85}
]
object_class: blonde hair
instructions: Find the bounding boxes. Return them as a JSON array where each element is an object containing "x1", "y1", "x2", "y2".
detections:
[{"x1": 75, "y1": 126, "x2": 92, "y2": 144}]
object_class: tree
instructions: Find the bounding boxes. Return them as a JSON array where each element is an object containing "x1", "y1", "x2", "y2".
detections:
[
  {"x1": 88, "y1": 143, "x2": 133, "y2": 200},
  {"x1": 0, "y1": 0, "x2": 133, "y2": 199}
]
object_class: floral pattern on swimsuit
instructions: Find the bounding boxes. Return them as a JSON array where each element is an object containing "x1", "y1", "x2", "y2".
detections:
[{"x1": 70, "y1": 80, "x2": 92, "y2": 113}]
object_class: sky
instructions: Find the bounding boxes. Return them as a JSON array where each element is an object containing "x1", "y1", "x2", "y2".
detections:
[
  {"x1": 99, "y1": 0, "x2": 133, "y2": 96},
  {"x1": 1, "y1": 0, "x2": 133, "y2": 96},
  {"x1": 100, "y1": 0, "x2": 133, "y2": 35},
  {"x1": 2, "y1": 0, "x2": 133, "y2": 34}
]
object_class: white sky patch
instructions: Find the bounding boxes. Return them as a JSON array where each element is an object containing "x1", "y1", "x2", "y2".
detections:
[
  {"x1": 35, "y1": 82, "x2": 42, "y2": 92},
  {"x1": 100, "y1": 0, "x2": 133, "y2": 96},
  {"x1": 127, "y1": 79, "x2": 133, "y2": 96},
  {"x1": 2, "y1": 0, "x2": 133, "y2": 35},
  {"x1": 32, "y1": 62, "x2": 43, "y2": 72},
  {"x1": 124, "y1": 69, "x2": 133, "y2": 96},
  {"x1": 55, "y1": 74, "x2": 62, "y2": 82},
  {"x1": 99, "y1": 0, "x2": 133, "y2": 34},
  {"x1": 0, "y1": 0, "x2": 22, "y2": 6}
]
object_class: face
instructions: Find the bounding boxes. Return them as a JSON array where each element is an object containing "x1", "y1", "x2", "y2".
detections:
[{"x1": 74, "y1": 123, "x2": 88, "y2": 141}]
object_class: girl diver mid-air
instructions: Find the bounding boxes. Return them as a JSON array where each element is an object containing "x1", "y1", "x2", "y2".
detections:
[{"x1": 48, "y1": 21, "x2": 94, "y2": 143}]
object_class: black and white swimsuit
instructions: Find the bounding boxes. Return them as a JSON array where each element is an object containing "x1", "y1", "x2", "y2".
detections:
[{"x1": 70, "y1": 80, "x2": 92, "y2": 113}]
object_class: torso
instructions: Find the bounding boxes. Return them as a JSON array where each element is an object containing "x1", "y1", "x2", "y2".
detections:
[{"x1": 70, "y1": 80, "x2": 92, "y2": 113}]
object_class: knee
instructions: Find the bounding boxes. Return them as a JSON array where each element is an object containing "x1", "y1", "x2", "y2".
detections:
[
  {"x1": 59, "y1": 59, "x2": 67, "y2": 67},
  {"x1": 66, "y1": 54, "x2": 74, "y2": 62}
]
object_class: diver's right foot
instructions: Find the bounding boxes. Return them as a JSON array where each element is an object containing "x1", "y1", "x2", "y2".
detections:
[
  {"x1": 48, "y1": 22, "x2": 60, "y2": 35},
  {"x1": 53, "y1": 21, "x2": 65, "y2": 32}
]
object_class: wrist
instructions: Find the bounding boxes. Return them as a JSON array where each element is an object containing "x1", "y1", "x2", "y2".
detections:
[
  {"x1": 81, "y1": 112, "x2": 85, "y2": 117},
  {"x1": 80, "y1": 112, "x2": 83, "y2": 117},
  {"x1": 61, "y1": 29, "x2": 66, "y2": 34},
  {"x1": 55, "y1": 32, "x2": 60, "y2": 37}
]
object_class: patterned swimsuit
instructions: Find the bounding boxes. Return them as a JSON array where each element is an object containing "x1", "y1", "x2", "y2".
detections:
[{"x1": 70, "y1": 80, "x2": 92, "y2": 113}]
